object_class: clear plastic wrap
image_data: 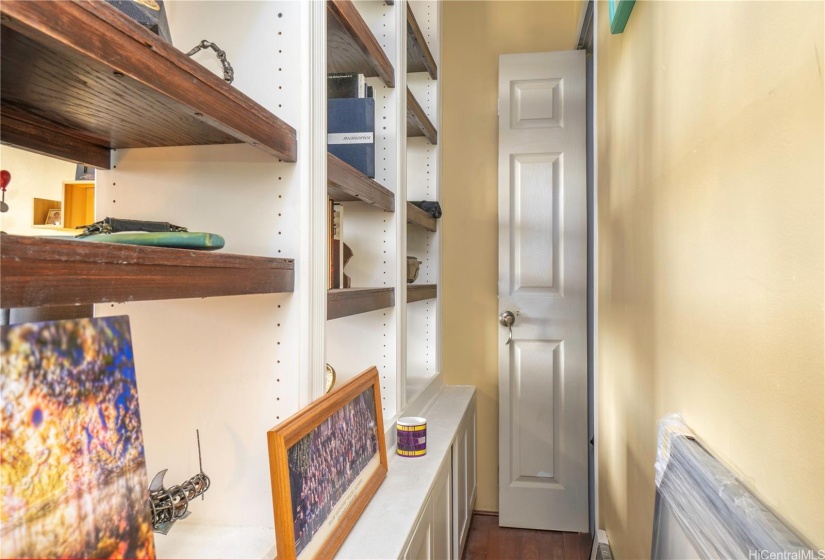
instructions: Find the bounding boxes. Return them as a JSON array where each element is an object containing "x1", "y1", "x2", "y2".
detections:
[{"x1": 652, "y1": 414, "x2": 816, "y2": 559}]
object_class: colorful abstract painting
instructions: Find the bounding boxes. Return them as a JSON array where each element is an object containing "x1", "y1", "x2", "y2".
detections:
[{"x1": 0, "y1": 316, "x2": 156, "y2": 559}]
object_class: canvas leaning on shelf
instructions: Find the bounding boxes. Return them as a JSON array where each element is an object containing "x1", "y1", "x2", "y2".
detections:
[
  {"x1": 0, "y1": 316, "x2": 156, "y2": 559},
  {"x1": 267, "y1": 367, "x2": 388, "y2": 560}
]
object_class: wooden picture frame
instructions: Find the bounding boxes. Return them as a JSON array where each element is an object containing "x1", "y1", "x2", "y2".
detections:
[{"x1": 267, "y1": 367, "x2": 387, "y2": 559}]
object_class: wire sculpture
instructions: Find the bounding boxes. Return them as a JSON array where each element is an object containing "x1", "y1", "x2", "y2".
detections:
[{"x1": 148, "y1": 430, "x2": 211, "y2": 534}]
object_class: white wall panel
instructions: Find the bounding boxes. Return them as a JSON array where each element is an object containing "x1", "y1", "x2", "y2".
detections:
[
  {"x1": 94, "y1": 1, "x2": 304, "y2": 554},
  {"x1": 326, "y1": 1, "x2": 401, "y2": 422},
  {"x1": 339, "y1": 202, "x2": 395, "y2": 288},
  {"x1": 409, "y1": 0, "x2": 439, "y2": 62},
  {"x1": 326, "y1": 307, "x2": 397, "y2": 418},
  {"x1": 405, "y1": 0, "x2": 440, "y2": 399}
]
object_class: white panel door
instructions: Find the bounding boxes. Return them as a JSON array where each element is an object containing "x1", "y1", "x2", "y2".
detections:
[{"x1": 498, "y1": 50, "x2": 588, "y2": 532}]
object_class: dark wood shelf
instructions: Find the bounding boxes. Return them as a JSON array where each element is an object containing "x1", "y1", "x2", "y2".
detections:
[
  {"x1": 327, "y1": 0, "x2": 395, "y2": 88},
  {"x1": 328, "y1": 287, "x2": 395, "y2": 320},
  {"x1": 407, "y1": 202, "x2": 437, "y2": 232},
  {"x1": 328, "y1": 153, "x2": 395, "y2": 212},
  {"x1": 407, "y1": 88, "x2": 437, "y2": 145},
  {"x1": 407, "y1": 4, "x2": 437, "y2": 80},
  {"x1": 0, "y1": 234, "x2": 294, "y2": 308},
  {"x1": 408, "y1": 284, "x2": 437, "y2": 303},
  {"x1": 0, "y1": 1, "x2": 297, "y2": 168}
]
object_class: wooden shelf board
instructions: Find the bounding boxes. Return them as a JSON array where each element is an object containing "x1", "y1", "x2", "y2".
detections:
[
  {"x1": 327, "y1": 0, "x2": 395, "y2": 88},
  {"x1": 407, "y1": 88, "x2": 437, "y2": 145},
  {"x1": 328, "y1": 153, "x2": 395, "y2": 212},
  {"x1": 0, "y1": 0, "x2": 297, "y2": 168},
  {"x1": 328, "y1": 287, "x2": 395, "y2": 320},
  {"x1": 0, "y1": 234, "x2": 294, "y2": 308},
  {"x1": 406, "y1": 202, "x2": 437, "y2": 232},
  {"x1": 406, "y1": 4, "x2": 437, "y2": 79},
  {"x1": 407, "y1": 284, "x2": 437, "y2": 303}
]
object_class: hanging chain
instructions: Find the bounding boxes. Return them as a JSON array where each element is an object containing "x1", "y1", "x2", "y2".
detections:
[{"x1": 186, "y1": 40, "x2": 234, "y2": 84}]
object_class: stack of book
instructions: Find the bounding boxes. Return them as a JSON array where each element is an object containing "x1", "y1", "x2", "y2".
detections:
[{"x1": 328, "y1": 73, "x2": 375, "y2": 178}]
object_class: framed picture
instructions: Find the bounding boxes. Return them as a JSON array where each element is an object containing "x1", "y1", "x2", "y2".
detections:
[
  {"x1": 609, "y1": 0, "x2": 636, "y2": 34},
  {"x1": 268, "y1": 367, "x2": 387, "y2": 559},
  {"x1": 45, "y1": 208, "x2": 61, "y2": 225}
]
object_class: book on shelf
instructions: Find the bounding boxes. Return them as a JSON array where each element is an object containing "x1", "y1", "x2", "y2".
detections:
[
  {"x1": 328, "y1": 73, "x2": 374, "y2": 99},
  {"x1": 328, "y1": 97, "x2": 375, "y2": 178},
  {"x1": 328, "y1": 72, "x2": 363, "y2": 99},
  {"x1": 330, "y1": 202, "x2": 344, "y2": 289}
]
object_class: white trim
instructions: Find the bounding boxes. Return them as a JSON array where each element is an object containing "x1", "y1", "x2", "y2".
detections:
[
  {"x1": 592, "y1": 0, "x2": 601, "y2": 532},
  {"x1": 396, "y1": 0, "x2": 409, "y2": 412},
  {"x1": 435, "y1": 0, "x2": 444, "y2": 378},
  {"x1": 590, "y1": 529, "x2": 610, "y2": 560},
  {"x1": 299, "y1": 0, "x2": 328, "y2": 406}
]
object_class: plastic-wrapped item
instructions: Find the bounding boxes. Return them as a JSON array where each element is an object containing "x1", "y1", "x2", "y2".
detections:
[{"x1": 652, "y1": 414, "x2": 814, "y2": 559}]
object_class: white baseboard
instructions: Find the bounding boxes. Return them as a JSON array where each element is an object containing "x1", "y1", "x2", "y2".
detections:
[{"x1": 590, "y1": 529, "x2": 612, "y2": 560}]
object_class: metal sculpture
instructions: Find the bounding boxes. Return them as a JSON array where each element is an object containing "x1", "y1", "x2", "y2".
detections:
[{"x1": 148, "y1": 430, "x2": 211, "y2": 534}]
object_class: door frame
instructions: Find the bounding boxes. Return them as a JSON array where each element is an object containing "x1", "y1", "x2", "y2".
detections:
[{"x1": 576, "y1": 0, "x2": 600, "y2": 544}]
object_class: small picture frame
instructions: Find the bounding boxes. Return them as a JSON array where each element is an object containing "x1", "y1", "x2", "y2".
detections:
[
  {"x1": 45, "y1": 208, "x2": 62, "y2": 226},
  {"x1": 267, "y1": 367, "x2": 387, "y2": 559}
]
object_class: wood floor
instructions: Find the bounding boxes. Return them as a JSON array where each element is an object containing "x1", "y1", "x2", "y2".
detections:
[{"x1": 462, "y1": 514, "x2": 592, "y2": 560}]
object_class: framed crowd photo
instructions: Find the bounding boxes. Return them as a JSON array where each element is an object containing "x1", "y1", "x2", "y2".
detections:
[{"x1": 267, "y1": 366, "x2": 387, "y2": 559}]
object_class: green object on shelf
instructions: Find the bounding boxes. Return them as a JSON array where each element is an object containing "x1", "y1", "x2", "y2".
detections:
[
  {"x1": 609, "y1": 0, "x2": 636, "y2": 34},
  {"x1": 59, "y1": 232, "x2": 226, "y2": 251}
]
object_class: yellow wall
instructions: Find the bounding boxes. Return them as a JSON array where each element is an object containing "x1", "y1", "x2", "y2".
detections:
[
  {"x1": 597, "y1": 1, "x2": 824, "y2": 556},
  {"x1": 441, "y1": 0, "x2": 578, "y2": 513}
]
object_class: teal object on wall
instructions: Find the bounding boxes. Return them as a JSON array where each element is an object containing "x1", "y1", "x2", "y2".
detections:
[{"x1": 609, "y1": 0, "x2": 636, "y2": 34}]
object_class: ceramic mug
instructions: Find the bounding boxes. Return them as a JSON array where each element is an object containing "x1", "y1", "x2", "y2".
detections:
[{"x1": 397, "y1": 417, "x2": 427, "y2": 457}]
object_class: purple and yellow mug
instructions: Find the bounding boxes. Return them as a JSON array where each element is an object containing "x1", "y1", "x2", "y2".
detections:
[{"x1": 397, "y1": 417, "x2": 427, "y2": 457}]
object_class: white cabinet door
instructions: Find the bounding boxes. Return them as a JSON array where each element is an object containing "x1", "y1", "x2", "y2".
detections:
[
  {"x1": 452, "y1": 398, "x2": 477, "y2": 559},
  {"x1": 404, "y1": 453, "x2": 452, "y2": 560},
  {"x1": 404, "y1": 496, "x2": 433, "y2": 560},
  {"x1": 453, "y1": 425, "x2": 467, "y2": 558},
  {"x1": 467, "y1": 404, "x2": 477, "y2": 512},
  {"x1": 432, "y1": 454, "x2": 452, "y2": 560}
]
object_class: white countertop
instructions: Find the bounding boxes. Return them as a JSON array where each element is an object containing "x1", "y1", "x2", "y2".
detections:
[
  {"x1": 149, "y1": 385, "x2": 475, "y2": 560},
  {"x1": 336, "y1": 386, "x2": 476, "y2": 559}
]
